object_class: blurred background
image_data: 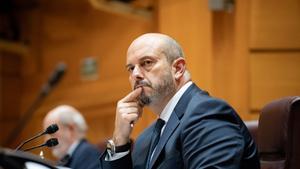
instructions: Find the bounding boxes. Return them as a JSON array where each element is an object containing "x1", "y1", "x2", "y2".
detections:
[{"x1": 0, "y1": 0, "x2": 299, "y2": 159}]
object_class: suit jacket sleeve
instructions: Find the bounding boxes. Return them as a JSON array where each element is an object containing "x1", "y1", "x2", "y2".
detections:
[
  {"x1": 99, "y1": 150, "x2": 132, "y2": 169},
  {"x1": 70, "y1": 140, "x2": 102, "y2": 169},
  {"x1": 181, "y1": 100, "x2": 244, "y2": 169}
]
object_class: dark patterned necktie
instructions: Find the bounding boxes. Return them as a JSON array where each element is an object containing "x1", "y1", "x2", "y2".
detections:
[
  {"x1": 58, "y1": 154, "x2": 71, "y2": 167},
  {"x1": 147, "y1": 118, "x2": 165, "y2": 168}
]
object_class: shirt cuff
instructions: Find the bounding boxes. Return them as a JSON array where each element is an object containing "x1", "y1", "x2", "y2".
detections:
[{"x1": 105, "y1": 149, "x2": 130, "y2": 161}]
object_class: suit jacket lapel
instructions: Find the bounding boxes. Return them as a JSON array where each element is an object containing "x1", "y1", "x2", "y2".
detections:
[
  {"x1": 149, "y1": 84, "x2": 206, "y2": 169},
  {"x1": 149, "y1": 113, "x2": 180, "y2": 169},
  {"x1": 133, "y1": 128, "x2": 154, "y2": 168}
]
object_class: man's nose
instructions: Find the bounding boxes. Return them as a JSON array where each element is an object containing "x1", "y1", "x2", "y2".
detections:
[{"x1": 132, "y1": 66, "x2": 144, "y2": 80}]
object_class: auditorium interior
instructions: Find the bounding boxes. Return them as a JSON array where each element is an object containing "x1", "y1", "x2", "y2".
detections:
[{"x1": 0, "y1": 0, "x2": 299, "y2": 168}]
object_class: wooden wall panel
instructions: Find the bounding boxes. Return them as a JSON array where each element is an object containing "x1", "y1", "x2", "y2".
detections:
[
  {"x1": 250, "y1": 0, "x2": 300, "y2": 49},
  {"x1": 250, "y1": 52, "x2": 300, "y2": 111},
  {"x1": 0, "y1": 54, "x2": 21, "y2": 145},
  {"x1": 249, "y1": 0, "x2": 300, "y2": 112},
  {"x1": 158, "y1": 0, "x2": 256, "y2": 119},
  {"x1": 211, "y1": 0, "x2": 255, "y2": 119},
  {"x1": 157, "y1": 0, "x2": 213, "y2": 92},
  {"x1": 4, "y1": 0, "x2": 154, "y2": 150},
  {"x1": 3, "y1": 0, "x2": 299, "y2": 154}
]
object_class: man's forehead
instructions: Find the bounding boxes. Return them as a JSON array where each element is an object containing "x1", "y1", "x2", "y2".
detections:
[
  {"x1": 126, "y1": 46, "x2": 162, "y2": 65},
  {"x1": 126, "y1": 34, "x2": 169, "y2": 64},
  {"x1": 127, "y1": 37, "x2": 164, "y2": 56},
  {"x1": 134, "y1": 33, "x2": 169, "y2": 41},
  {"x1": 131, "y1": 34, "x2": 165, "y2": 46}
]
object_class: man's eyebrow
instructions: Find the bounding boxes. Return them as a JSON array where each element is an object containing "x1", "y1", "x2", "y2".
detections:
[
  {"x1": 125, "y1": 56, "x2": 157, "y2": 69},
  {"x1": 125, "y1": 64, "x2": 133, "y2": 69},
  {"x1": 140, "y1": 56, "x2": 155, "y2": 60}
]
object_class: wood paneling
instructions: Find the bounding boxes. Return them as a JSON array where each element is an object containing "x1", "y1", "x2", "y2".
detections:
[
  {"x1": 158, "y1": 0, "x2": 256, "y2": 119},
  {"x1": 2, "y1": 0, "x2": 299, "y2": 153},
  {"x1": 250, "y1": 52, "x2": 300, "y2": 110},
  {"x1": 249, "y1": 0, "x2": 300, "y2": 113},
  {"x1": 0, "y1": 41, "x2": 28, "y2": 56},
  {"x1": 250, "y1": 0, "x2": 300, "y2": 49},
  {"x1": 0, "y1": 54, "x2": 22, "y2": 144},
  {"x1": 1, "y1": 0, "x2": 154, "y2": 149},
  {"x1": 158, "y1": 0, "x2": 213, "y2": 92},
  {"x1": 212, "y1": 0, "x2": 253, "y2": 118}
]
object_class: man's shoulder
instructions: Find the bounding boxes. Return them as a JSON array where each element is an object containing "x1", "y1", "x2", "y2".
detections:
[
  {"x1": 179, "y1": 85, "x2": 232, "y2": 114},
  {"x1": 70, "y1": 140, "x2": 102, "y2": 169},
  {"x1": 75, "y1": 139, "x2": 101, "y2": 156},
  {"x1": 180, "y1": 86, "x2": 241, "y2": 124}
]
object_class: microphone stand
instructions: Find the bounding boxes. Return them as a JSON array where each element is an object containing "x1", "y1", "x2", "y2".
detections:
[
  {"x1": 5, "y1": 92, "x2": 48, "y2": 147},
  {"x1": 22, "y1": 138, "x2": 59, "y2": 152},
  {"x1": 15, "y1": 131, "x2": 44, "y2": 151},
  {"x1": 14, "y1": 124, "x2": 59, "y2": 151},
  {"x1": 23, "y1": 144, "x2": 46, "y2": 152},
  {"x1": 4, "y1": 63, "x2": 66, "y2": 147}
]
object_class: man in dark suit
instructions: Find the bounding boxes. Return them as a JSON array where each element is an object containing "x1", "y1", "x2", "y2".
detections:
[
  {"x1": 43, "y1": 105, "x2": 101, "y2": 169},
  {"x1": 100, "y1": 33, "x2": 260, "y2": 169}
]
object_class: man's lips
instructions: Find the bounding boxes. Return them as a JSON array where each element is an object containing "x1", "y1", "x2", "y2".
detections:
[
  {"x1": 134, "y1": 83, "x2": 150, "y2": 89},
  {"x1": 134, "y1": 84, "x2": 145, "y2": 89}
]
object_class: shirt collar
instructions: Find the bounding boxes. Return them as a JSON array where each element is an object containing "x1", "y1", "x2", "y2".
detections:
[
  {"x1": 67, "y1": 140, "x2": 80, "y2": 156},
  {"x1": 159, "y1": 81, "x2": 193, "y2": 122}
]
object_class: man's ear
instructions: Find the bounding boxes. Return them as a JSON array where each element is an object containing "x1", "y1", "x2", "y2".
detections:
[
  {"x1": 66, "y1": 124, "x2": 76, "y2": 138},
  {"x1": 172, "y1": 58, "x2": 186, "y2": 80}
]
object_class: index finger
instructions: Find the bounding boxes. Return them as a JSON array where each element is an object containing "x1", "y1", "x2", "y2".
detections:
[{"x1": 121, "y1": 87, "x2": 142, "y2": 102}]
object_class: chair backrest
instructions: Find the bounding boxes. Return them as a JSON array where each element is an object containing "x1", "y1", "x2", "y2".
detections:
[
  {"x1": 244, "y1": 120, "x2": 259, "y2": 144},
  {"x1": 258, "y1": 96, "x2": 300, "y2": 169}
]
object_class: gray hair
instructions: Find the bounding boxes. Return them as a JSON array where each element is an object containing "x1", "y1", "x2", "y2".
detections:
[{"x1": 50, "y1": 105, "x2": 88, "y2": 138}]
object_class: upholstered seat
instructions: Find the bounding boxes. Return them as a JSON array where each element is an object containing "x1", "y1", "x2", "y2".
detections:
[{"x1": 245, "y1": 96, "x2": 300, "y2": 169}]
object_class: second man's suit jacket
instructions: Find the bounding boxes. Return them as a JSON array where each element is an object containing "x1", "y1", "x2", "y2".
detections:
[
  {"x1": 64, "y1": 139, "x2": 101, "y2": 169},
  {"x1": 100, "y1": 84, "x2": 260, "y2": 169}
]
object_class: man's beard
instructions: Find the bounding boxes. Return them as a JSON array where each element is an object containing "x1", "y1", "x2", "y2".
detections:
[
  {"x1": 51, "y1": 138, "x2": 68, "y2": 159},
  {"x1": 135, "y1": 71, "x2": 176, "y2": 106},
  {"x1": 52, "y1": 146, "x2": 64, "y2": 159}
]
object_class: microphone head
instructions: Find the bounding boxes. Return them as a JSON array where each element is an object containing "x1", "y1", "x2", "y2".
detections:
[
  {"x1": 45, "y1": 138, "x2": 59, "y2": 147},
  {"x1": 40, "y1": 62, "x2": 67, "y2": 96},
  {"x1": 48, "y1": 62, "x2": 66, "y2": 87},
  {"x1": 45, "y1": 124, "x2": 59, "y2": 134}
]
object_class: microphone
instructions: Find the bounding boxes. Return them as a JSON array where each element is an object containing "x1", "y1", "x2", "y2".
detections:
[
  {"x1": 44, "y1": 124, "x2": 59, "y2": 134},
  {"x1": 40, "y1": 62, "x2": 66, "y2": 96},
  {"x1": 4, "y1": 62, "x2": 66, "y2": 147},
  {"x1": 23, "y1": 138, "x2": 59, "y2": 152},
  {"x1": 15, "y1": 124, "x2": 59, "y2": 151}
]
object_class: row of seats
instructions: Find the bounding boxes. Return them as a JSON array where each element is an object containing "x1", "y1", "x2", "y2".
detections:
[{"x1": 245, "y1": 96, "x2": 300, "y2": 169}]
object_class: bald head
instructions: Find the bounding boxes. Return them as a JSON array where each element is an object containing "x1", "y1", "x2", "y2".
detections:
[
  {"x1": 127, "y1": 33, "x2": 185, "y2": 64},
  {"x1": 125, "y1": 33, "x2": 191, "y2": 112}
]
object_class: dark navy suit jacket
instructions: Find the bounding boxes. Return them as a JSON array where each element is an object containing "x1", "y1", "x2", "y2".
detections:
[
  {"x1": 64, "y1": 139, "x2": 101, "y2": 169},
  {"x1": 100, "y1": 84, "x2": 260, "y2": 169}
]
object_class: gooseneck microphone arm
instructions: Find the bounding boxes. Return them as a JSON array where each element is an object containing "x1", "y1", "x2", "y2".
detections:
[
  {"x1": 15, "y1": 131, "x2": 44, "y2": 151},
  {"x1": 4, "y1": 63, "x2": 66, "y2": 147},
  {"x1": 23, "y1": 138, "x2": 59, "y2": 152},
  {"x1": 15, "y1": 124, "x2": 59, "y2": 151}
]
